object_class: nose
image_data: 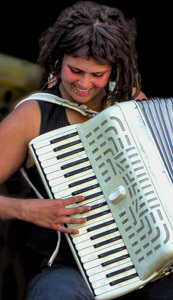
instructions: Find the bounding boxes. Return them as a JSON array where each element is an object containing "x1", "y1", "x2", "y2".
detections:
[{"x1": 77, "y1": 74, "x2": 91, "y2": 89}]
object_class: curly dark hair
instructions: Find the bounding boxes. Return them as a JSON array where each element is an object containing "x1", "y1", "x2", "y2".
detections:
[{"x1": 38, "y1": 1, "x2": 141, "y2": 104}]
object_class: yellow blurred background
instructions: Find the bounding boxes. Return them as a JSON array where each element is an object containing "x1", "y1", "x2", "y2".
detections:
[{"x1": 0, "y1": 53, "x2": 42, "y2": 113}]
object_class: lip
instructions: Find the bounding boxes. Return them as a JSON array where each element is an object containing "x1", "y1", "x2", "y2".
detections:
[{"x1": 73, "y1": 84, "x2": 93, "y2": 96}]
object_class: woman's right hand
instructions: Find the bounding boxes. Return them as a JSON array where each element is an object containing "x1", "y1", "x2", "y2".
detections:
[{"x1": 21, "y1": 195, "x2": 90, "y2": 234}]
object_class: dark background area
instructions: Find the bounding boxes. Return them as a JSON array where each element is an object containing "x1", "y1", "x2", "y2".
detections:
[{"x1": 0, "y1": 0, "x2": 173, "y2": 98}]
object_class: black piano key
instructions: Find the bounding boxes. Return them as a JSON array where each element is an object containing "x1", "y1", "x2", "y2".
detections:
[
  {"x1": 90, "y1": 201, "x2": 107, "y2": 211},
  {"x1": 61, "y1": 157, "x2": 89, "y2": 170},
  {"x1": 50, "y1": 131, "x2": 78, "y2": 144},
  {"x1": 109, "y1": 273, "x2": 138, "y2": 286},
  {"x1": 57, "y1": 147, "x2": 84, "y2": 159},
  {"x1": 98, "y1": 245, "x2": 126, "y2": 258},
  {"x1": 101, "y1": 254, "x2": 130, "y2": 267},
  {"x1": 86, "y1": 209, "x2": 110, "y2": 222},
  {"x1": 91, "y1": 228, "x2": 118, "y2": 241},
  {"x1": 87, "y1": 219, "x2": 115, "y2": 232},
  {"x1": 53, "y1": 139, "x2": 81, "y2": 152},
  {"x1": 106, "y1": 265, "x2": 135, "y2": 278},
  {"x1": 69, "y1": 175, "x2": 96, "y2": 188},
  {"x1": 94, "y1": 235, "x2": 122, "y2": 248},
  {"x1": 72, "y1": 183, "x2": 100, "y2": 196},
  {"x1": 65, "y1": 165, "x2": 92, "y2": 178},
  {"x1": 84, "y1": 191, "x2": 103, "y2": 200}
]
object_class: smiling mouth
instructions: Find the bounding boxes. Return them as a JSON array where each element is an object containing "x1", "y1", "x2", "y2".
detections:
[{"x1": 73, "y1": 84, "x2": 92, "y2": 94}]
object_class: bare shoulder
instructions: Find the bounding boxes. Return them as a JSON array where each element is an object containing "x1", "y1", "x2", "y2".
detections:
[
  {"x1": 0, "y1": 100, "x2": 41, "y2": 183},
  {"x1": 136, "y1": 91, "x2": 147, "y2": 100},
  {"x1": 133, "y1": 88, "x2": 147, "y2": 100},
  {"x1": 15, "y1": 99, "x2": 40, "y2": 122},
  {"x1": 1, "y1": 100, "x2": 41, "y2": 142}
]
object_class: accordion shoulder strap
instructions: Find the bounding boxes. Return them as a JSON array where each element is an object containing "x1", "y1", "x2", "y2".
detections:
[{"x1": 15, "y1": 92, "x2": 98, "y2": 117}]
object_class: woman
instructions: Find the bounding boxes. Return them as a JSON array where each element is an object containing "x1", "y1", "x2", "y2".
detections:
[{"x1": 1, "y1": 1, "x2": 172, "y2": 299}]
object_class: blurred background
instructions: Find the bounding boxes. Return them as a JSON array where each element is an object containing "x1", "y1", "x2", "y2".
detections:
[{"x1": 0, "y1": 1, "x2": 172, "y2": 299}]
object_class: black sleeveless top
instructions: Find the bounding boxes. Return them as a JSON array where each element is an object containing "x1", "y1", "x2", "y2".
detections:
[{"x1": 24, "y1": 83, "x2": 76, "y2": 267}]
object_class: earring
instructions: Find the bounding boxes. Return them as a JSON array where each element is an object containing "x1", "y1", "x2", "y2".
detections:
[
  {"x1": 54, "y1": 59, "x2": 59, "y2": 68},
  {"x1": 109, "y1": 81, "x2": 116, "y2": 92}
]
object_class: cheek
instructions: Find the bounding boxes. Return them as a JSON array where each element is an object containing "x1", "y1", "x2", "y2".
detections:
[
  {"x1": 94, "y1": 76, "x2": 110, "y2": 88},
  {"x1": 61, "y1": 69, "x2": 77, "y2": 84}
]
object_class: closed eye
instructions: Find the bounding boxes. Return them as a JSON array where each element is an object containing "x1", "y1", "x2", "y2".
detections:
[
  {"x1": 69, "y1": 67, "x2": 82, "y2": 74},
  {"x1": 69, "y1": 66, "x2": 105, "y2": 77},
  {"x1": 93, "y1": 73, "x2": 104, "y2": 77}
]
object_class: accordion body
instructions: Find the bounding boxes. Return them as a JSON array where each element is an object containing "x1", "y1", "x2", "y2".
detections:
[{"x1": 29, "y1": 98, "x2": 173, "y2": 299}]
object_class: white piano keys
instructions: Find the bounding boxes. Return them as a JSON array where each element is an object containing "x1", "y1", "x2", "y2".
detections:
[
  {"x1": 89, "y1": 260, "x2": 133, "y2": 282},
  {"x1": 41, "y1": 150, "x2": 86, "y2": 169},
  {"x1": 68, "y1": 210, "x2": 113, "y2": 230},
  {"x1": 86, "y1": 256, "x2": 131, "y2": 277},
  {"x1": 54, "y1": 182, "x2": 102, "y2": 200},
  {"x1": 78, "y1": 236, "x2": 123, "y2": 258},
  {"x1": 84, "y1": 248, "x2": 129, "y2": 269},
  {"x1": 80, "y1": 241, "x2": 125, "y2": 263},
  {"x1": 74, "y1": 194, "x2": 105, "y2": 207},
  {"x1": 35, "y1": 134, "x2": 80, "y2": 157},
  {"x1": 33, "y1": 127, "x2": 78, "y2": 150},
  {"x1": 45, "y1": 153, "x2": 88, "y2": 177},
  {"x1": 71, "y1": 215, "x2": 115, "y2": 238},
  {"x1": 72, "y1": 215, "x2": 116, "y2": 244},
  {"x1": 30, "y1": 130, "x2": 139, "y2": 298},
  {"x1": 83, "y1": 252, "x2": 133, "y2": 286},
  {"x1": 49, "y1": 165, "x2": 95, "y2": 189},
  {"x1": 29, "y1": 126, "x2": 142, "y2": 299},
  {"x1": 94, "y1": 274, "x2": 140, "y2": 297},
  {"x1": 41, "y1": 157, "x2": 59, "y2": 169},
  {"x1": 37, "y1": 141, "x2": 84, "y2": 162},
  {"x1": 67, "y1": 202, "x2": 111, "y2": 232},
  {"x1": 75, "y1": 229, "x2": 121, "y2": 251},
  {"x1": 92, "y1": 268, "x2": 137, "y2": 289}
]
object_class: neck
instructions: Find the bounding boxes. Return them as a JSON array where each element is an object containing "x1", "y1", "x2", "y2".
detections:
[{"x1": 87, "y1": 90, "x2": 106, "y2": 113}]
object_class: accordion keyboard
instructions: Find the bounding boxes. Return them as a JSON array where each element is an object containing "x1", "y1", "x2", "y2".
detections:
[{"x1": 30, "y1": 126, "x2": 142, "y2": 298}]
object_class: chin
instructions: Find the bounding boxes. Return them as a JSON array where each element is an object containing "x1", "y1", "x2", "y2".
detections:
[
  {"x1": 71, "y1": 91, "x2": 92, "y2": 102},
  {"x1": 74, "y1": 95, "x2": 93, "y2": 104}
]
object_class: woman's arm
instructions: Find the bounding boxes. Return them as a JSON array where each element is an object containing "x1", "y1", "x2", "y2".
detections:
[
  {"x1": 0, "y1": 194, "x2": 90, "y2": 234},
  {"x1": 0, "y1": 101, "x2": 90, "y2": 234}
]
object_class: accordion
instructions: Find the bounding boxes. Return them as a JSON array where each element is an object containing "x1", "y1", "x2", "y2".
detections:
[{"x1": 29, "y1": 98, "x2": 173, "y2": 300}]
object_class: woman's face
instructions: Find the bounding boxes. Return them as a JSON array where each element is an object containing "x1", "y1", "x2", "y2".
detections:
[{"x1": 60, "y1": 55, "x2": 112, "y2": 105}]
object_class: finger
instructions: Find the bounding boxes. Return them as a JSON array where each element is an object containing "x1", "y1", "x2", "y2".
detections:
[
  {"x1": 60, "y1": 215, "x2": 87, "y2": 225},
  {"x1": 62, "y1": 196, "x2": 85, "y2": 206},
  {"x1": 64, "y1": 205, "x2": 90, "y2": 216},
  {"x1": 57, "y1": 224, "x2": 79, "y2": 234}
]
